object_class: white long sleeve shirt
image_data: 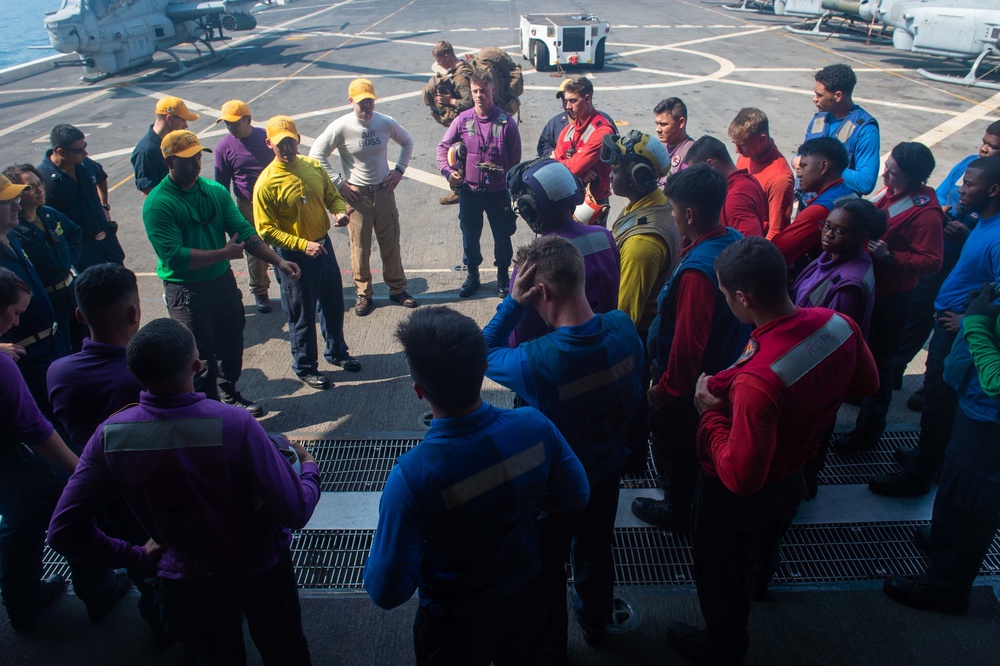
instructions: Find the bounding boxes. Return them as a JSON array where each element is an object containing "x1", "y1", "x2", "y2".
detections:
[{"x1": 309, "y1": 112, "x2": 413, "y2": 187}]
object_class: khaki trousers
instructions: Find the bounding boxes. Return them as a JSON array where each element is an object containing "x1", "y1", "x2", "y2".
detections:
[
  {"x1": 236, "y1": 197, "x2": 272, "y2": 296},
  {"x1": 347, "y1": 186, "x2": 407, "y2": 298}
]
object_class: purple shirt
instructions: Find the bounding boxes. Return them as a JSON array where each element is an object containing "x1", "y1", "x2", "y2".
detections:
[
  {"x1": 48, "y1": 391, "x2": 321, "y2": 581},
  {"x1": 437, "y1": 105, "x2": 521, "y2": 193},
  {"x1": 46, "y1": 338, "x2": 144, "y2": 452},
  {"x1": 509, "y1": 221, "x2": 621, "y2": 346},
  {"x1": 214, "y1": 126, "x2": 275, "y2": 201},
  {"x1": 1, "y1": 353, "x2": 53, "y2": 449},
  {"x1": 791, "y1": 247, "x2": 875, "y2": 335}
]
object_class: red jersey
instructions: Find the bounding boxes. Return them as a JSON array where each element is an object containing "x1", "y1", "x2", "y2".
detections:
[
  {"x1": 721, "y1": 169, "x2": 766, "y2": 238},
  {"x1": 554, "y1": 110, "x2": 615, "y2": 200},
  {"x1": 737, "y1": 141, "x2": 794, "y2": 239},
  {"x1": 698, "y1": 307, "x2": 878, "y2": 496},
  {"x1": 870, "y1": 185, "x2": 945, "y2": 297}
]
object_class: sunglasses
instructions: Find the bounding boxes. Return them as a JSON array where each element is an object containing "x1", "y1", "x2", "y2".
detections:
[
  {"x1": 0, "y1": 195, "x2": 21, "y2": 207},
  {"x1": 61, "y1": 143, "x2": 88, "y2": 154}
]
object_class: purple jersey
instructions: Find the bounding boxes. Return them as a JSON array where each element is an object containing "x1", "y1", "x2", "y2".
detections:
[
  {"x1": 509, "y1": 221, "x2": 621, "y2": 346},
  {"x1": 0, "y1": 353, "x2": 53, "y2": 450},
  {"x1": 791, "y1": 247, "x2": 875, "y2": 335},
  {"x1": 47, "y1": 339, "x2": 144, "y2": 452},
  {"x1": 48, "y1": 391, "x2": 321, "y2": 581}
]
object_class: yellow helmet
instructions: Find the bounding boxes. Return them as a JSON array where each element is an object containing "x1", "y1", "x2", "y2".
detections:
[{"x1": 600, "y1": 130, "x2": 669, "y2": 178}]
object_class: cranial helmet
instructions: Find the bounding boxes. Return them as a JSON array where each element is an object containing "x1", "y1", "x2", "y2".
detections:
[
  {"x1": 600, "y1": 129, "x2": 669, "y2": 193},
  {"x1": 506, "y1": 158, "x2": 585, "y2": 233}
]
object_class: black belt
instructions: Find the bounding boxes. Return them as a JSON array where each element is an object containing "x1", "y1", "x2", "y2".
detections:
[{"x1": 45, "y1": 273, "x2": 74, "y2": 293}]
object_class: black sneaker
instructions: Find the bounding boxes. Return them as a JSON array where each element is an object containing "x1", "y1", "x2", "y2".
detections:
[
  {"x1": 254, "y1": 293, "x2": 272, "y2": 314},
  {"x1": 497, "y1": 270, "x2": 510, "y2": 298},
  {"x1": 298, "y1": 373, "x2": 331, "y2": 390},
  {"x1": 831, "y1": 430, "x2": 879, "y2": 455},
  {"x1": 630, "y1": 497, "x2": 691, "y2": 532},
  {"x1": 8, "y1": 574, "x2": 66, "y2": 633},
  {"x1": 667, "y1": 622, "x2": 749, "y2": 665},
  {"x1": 459, "y1": 273, "x2": 480, "y2": 298},
  {"x1": 869, "y1": 470, "x2": 932, "y2": 497},
  {"x1": 87, "y1": 570, "x2": 132, "y2": 623},
  {"x1": 218, "y1": 386, "x2": 265, "y2": 417},
  {"x1": 907, "y1": 386, "x2": 926, "y2": 412},
  {"x1": 883, "y1": 575, "x2": 968, "y2": 615}
]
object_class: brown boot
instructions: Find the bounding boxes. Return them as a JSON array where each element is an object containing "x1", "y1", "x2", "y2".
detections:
[{"x1": 439, "y1": 191, "x2": 460, "y2": 205}]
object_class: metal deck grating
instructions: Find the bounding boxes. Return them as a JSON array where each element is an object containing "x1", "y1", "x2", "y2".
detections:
[
  {"x1": 46, "y1": 522, "x2": 1000, "y2": 590},
  {"x1": 298, "y1": 431, "x2": 922, "y2": 493}
]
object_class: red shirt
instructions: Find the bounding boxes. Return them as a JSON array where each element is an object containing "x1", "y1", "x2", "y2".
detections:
[
  {"x1": 871, "y1": 185, "x2": 945, "y2": 297},
  {"x1": 656, "y1": 227, "x2": 727, "y2": 399},
  {"x1": 699, "y1": 307, "x2": 879, "y2": 495},
  {"x1": 771, "y1": 178, "x2": 845, "y2": 266},
  {"x1": 721, "y1": 169, "x2": 766, "y2": 238},
  {"x1": 737, "y1": 141, "x2": 794, "y2": 239},
  {"x1": 554, "y1": 110, "x2": 615, "y2": 200}
]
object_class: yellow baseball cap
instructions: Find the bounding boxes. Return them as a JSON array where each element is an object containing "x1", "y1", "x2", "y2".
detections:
[
  {"x1": 217, "y1": 100, "x2": 251, "y2": 123},
  {"x1": 0, "y1": 173, "x2": 28, "y2": 201},
  {"x1": 161, "y1": 130, "x2": 211, "y2": 159},
  {"x1": 348, "y1": 78, "x2": 376, "y2": 102},
  {"x1": 556, "y1": 78, "x2": 573, "y2": 99},
  {"x1": 266, "y1": 115, "x2": 299, "y2": 144},
  {"x1": 155, "y1": 96, "x2": 199, "y2": 121}
]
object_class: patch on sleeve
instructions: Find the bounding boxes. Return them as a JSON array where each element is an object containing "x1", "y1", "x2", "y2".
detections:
[{"x1": 735, "y1": 338, "x2": 759, "y2": 366}]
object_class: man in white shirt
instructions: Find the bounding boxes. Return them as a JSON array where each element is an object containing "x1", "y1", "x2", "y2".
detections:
[{"x1": 309, "y1": 79, "x2": 417, "y2": 316}]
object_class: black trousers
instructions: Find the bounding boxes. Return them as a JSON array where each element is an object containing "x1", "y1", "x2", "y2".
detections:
[
  {"x1": 855, "y1": 290, "x2": 912, "y2": 439},
  {"x1": 907, "y1": 323, "x2": 959, "y2": 480},
  {"x1": 923, "y1": 412, "x2": 1000, "y2": 597},
  {"x1": 413, "y1": 568, "x2": 547, "y2": 666},
  {"x1": 276, "y1": 236, "x2": 348, "y2": 376},
  {"x1": 692, "y1": 472, "x2": 805, "y2": 665},
  {"x1": 164, "y1": 270, "x2": 246, "y2": 401},
  {"x1": 156, "y1": 549, "x2": 310, "y2": 666},
  {"x1": 650, "y1": 394, "x2": 700, "y2": 509},
  {"x1": 539, "y1": 469, "x2": 621, "y2": 661}
]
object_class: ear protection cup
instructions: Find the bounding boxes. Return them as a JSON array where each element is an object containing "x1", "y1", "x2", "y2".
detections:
[
  {"x1": 629, "y1": 160, "x2": 657, "y2": 194},
  {"x1": 506, "y1": 157, "x2": 549, "y2": 227}
]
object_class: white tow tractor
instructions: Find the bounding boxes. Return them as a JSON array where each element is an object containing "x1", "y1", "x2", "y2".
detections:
[{"x1": 519, "y1": 14, "x2": 611, "y2": 72}]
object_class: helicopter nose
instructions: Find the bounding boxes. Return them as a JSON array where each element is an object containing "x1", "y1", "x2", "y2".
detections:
[{"x1": 45, "y1": 20, "x2": 82, "y2": 54}]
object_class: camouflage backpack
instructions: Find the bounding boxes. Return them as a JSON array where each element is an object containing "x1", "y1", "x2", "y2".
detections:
[{"x1": 468, "y1": 47, "x2": 523, "y2": 117}]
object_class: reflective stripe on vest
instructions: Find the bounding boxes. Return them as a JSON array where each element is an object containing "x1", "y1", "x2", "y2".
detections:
[
  {"x1": 569, "y1": 231, "x2": 613, "y2": 257},
  {"x1": 465, "y1": 118, "x2": 503, "y2": 140},
  {"x1": 809, "y1": 115, "x2": 825, "y2": 135},
  {"x1": 558, "y1": 355, "x2": 636, "y2": 402},
  {"x1": 836, "y1": 119, "x2": 857, "y2": 144},
  {"x1": 807, "y1": 279, "x2": 832, "y2": 307},
  {"x1": 103, "y1": 418, "x2": 224, "y2": 453},
  {"x1": 807, "y1": 263, "x2": 874, "y2": 307},
  {"x1": 769, "y1": 313, "x2": 853, "y2": 387},
  {"x1": 440, "y1": 442, "x2": 546, "y2": 509},
  {"x1": 888, "y1": 197, "x2": 915, "y2": 218}
]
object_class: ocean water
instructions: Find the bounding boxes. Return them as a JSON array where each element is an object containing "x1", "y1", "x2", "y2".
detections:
[{"x1": 0, "y1": 0, "x2": 64, "y2": 70}]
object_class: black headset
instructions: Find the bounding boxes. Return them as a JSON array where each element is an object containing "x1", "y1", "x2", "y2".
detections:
[{"x1": 506, "y1": 158, "x2": 584, "y2": 231}]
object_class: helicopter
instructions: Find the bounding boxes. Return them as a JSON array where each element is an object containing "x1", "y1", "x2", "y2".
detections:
[
  {"x1": 44, "y1": 0, "x2": 259, "y2": 83},
  {"x1": 889, "y1": 1, "x2": 1000, "y2": 89}
]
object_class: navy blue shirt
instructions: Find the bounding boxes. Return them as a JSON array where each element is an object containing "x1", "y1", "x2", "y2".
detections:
[
  {"x1": 36, "y1": 152, "x2": 124, "y2": 270},
  {"x1": 13, "y1": 206, "x2": 81, "y2": 286},
  {"x1": 131, "y1": 125, "x2": 168, "y2": 193},
  {"x1": 0, "y1": 236, "x2": 57, "y2": 344}
]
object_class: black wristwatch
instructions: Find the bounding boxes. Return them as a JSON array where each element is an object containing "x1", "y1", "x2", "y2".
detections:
[
  {"x1": 101, "y1": 203, "x2": 111, "y2": 211},
  {"x1": 885, "y1": 251, "x2": 894, "y2": 265},
  {"x1": 394, "y1": 165, "x2": 405, "y2": 175}
]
